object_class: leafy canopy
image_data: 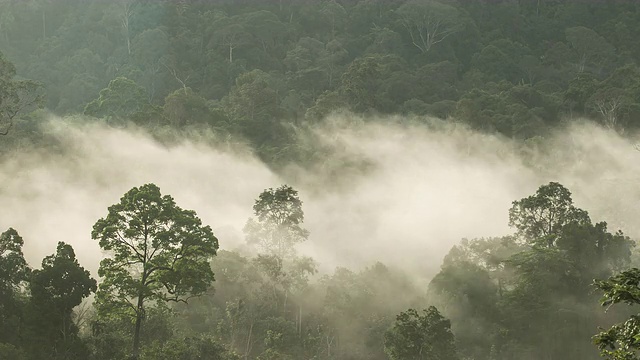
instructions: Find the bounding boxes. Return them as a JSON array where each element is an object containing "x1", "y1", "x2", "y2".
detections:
[
  {"x1": 92, "y1": 183, "x2": 219, "y2": 356},
  {"x1": 0, "y1": 51, "x2": 43, "y2": 135},
  {"x1": 384, "y1": 306, "x2": 459, "y2": 360},
  {"x1": 594, "y1": 269, "x2": 640, "y2": 360},
  {"x1": 244, "y1": 185, "x2": 309, "y2": 259},
  {"x1": 508, "y1": 182, "x2": 590, "y2": 246}
]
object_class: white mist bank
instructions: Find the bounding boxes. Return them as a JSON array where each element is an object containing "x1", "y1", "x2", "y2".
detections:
[{"x1": 1, "y1": 115, "x2": 639, "y2": 277}]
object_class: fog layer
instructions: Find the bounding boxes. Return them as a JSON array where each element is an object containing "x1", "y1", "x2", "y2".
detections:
[{"x1": 1, "y1": 115, "x2": 637, "y2": 276}]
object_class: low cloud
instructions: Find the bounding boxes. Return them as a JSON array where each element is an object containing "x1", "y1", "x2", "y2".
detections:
[{"x1": 1, "y1": 115, "x2": 638, "y2": 279}]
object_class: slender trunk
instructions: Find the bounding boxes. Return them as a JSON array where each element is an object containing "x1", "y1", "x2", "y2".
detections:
[
  {"x1": 283, "y1": 291, "x2": 288, "y2": 317},
  {"x1": 122, "y1": 2, "x2": 132, "y2": 55},
  {"x1": 42, "y1": 10, "x2": 46, "y2": 40},
  {"x1": 61, "y1": 311, "x2": 67, "y2": 342},
  {"x1": 132, "y1": 295, "x2": 145, "y2": 358},
  {"x1": 244, "y1": 321, "x2": 253, "y2": 360}
]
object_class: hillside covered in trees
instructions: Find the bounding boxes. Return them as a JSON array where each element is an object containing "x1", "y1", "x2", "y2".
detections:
[
  {"x1": 3, "y1": 1, "x2": 640, "y2": 360},
  {"x1": 2, "y1": 1, "x2": 640, "y2": 160}
]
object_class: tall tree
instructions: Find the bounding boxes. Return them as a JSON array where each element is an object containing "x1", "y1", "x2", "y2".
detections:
[
  {"x1": 0, "y1": 228, "x2": 29, "y2": 295},
  {"x1": 84, "y1": 76, "x2": 156, "y2": 125},
  {"x1": 28, "y1": 242, "x2": 97, "y2": 359},
  {"x1": 396, "y1": 0, "x2": 464, "y2": 54},
  {"x1": 508, "y1": 182, "x2": 590, "y2": 246},
  {"x1": 92, "y1": 183, "x2": 219, "y2": 358},
  {"x1": 244, "y1": 185, "x2": 309, "y2": 260},
  {"x1": 0, "y1": 228, "x2": 29, "y2": 345},
  {"x1": 0, "y1": 51, "x2": 42, "y2": 135}
]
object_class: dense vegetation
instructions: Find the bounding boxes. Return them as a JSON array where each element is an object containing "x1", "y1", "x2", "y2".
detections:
[
  {"x1": 2, "y1": 1, "x2": 640, "y2": 161},
  {"x1": 3, "y1": 1, "x2": 640, "y2": 360},
  {"x1": 1, "y1": 180, "x2": 638, "y2": 360}
]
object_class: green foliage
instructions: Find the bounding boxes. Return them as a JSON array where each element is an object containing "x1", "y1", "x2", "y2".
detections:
[
  {"x1": 396, "y1": 0, "x2": 465, "y2": 54},
  {"x1": 594, "y1": 269, "x2": 640, "y2": 360},
  {"x1": 244, "y1": 185, "x2": 309, "y2": 259},
  {"x1": 0, "y1": 228, "x2": 29, "y2": 346},
  {"x1": 163, "y1": 87, "x2": 225, "y2": 128},
  {"x1": 30, "y1": 242, "x2": 97, "y2": 315},
  {"x1": 3, "y1": 2, "x2": 640, "y2": 359},
  {"x1": 0, "y1": 342, "x2": 26, "y2": 360},
  {"x1": 92, "y1": 183, "x2": 219, "y2": 357},
  {"x1": 0, "y1": 227, "x2": 29, "y2": 292},
  {"x1": 2, "y1": 1, "x2": 640, "y2": 150},
  {"x1": 84, "y1": 76, "x2": 157, "y2": 125},
  {"x1": 141, "y1": 335, "x2": 239, "y2": 360},
  {"x1": 384, "y1": 306, "x2": 459, "y2": 360},
  {"x1": 28, "y1": 242, "x2": 96, "y2": 356},
  {"x1": 0, "y1": 51, "x2": 42, "y2": 135},
  {"x1": 508, "y1": 182, "x2": 590, "y2": 246},
  {"x1": 429, "y1": 182, "x2": 634, "y2": 360}
]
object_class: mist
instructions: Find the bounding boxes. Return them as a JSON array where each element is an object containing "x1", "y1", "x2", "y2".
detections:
[{"x1": 1, "y1": 115, "x2": 638, "y2": 278}]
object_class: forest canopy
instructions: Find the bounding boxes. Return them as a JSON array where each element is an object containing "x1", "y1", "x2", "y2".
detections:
[
  {"x1": 2, "y1": 1, "x2": 640, "y2": 160},
  {"x1": 2, "y1": 1, "x2": 640, "y2": 360}
]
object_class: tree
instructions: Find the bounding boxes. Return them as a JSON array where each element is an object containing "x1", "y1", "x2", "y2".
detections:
[
  {"x1": 129, "y1": 28, "x2": 171, "y2": 102},
  {"x1": 396, "y1": 0, "x2": 464, "y2": 54},
  {"x1": 242, "y1": 10, "x2": 287, "y2": 57},
  {"x1": 28, "y1": 242, "x2": 97, "y2": 359},
  {"x1": 0, "y1": 228, "x2": 29, "y2": 345},
  {"x1": 141, "y1": 335, "x2": 239, "y2": 360},
  {"x1": 339, "y1": 56, "x2": 382, "y2": 112},
  {"x1": 508, "y1": 182, "x2": 590, "y2": 246},
  {"x1": 504, "y1": 182, "x2": 633, "y2": 360},
  {"x1": 0, "y1": 228, "x2": 29, "y2": 295},
  {"x1": 593, "y1": 268, "x2": 640, "y2": 360},
  {"x1": 162, "y1": 87, "x2": 223, "y2": 128},
  {"x1": 222, "y1": 69, "x2": 287, "y2": 150},
  {"x1": 91, "y1": 183, "x2": 219, "y2": 358},
  {"x1": 429, "y1": 237, "x2": 517, "y2": 360},
  {"x1": 244, "y1": 185, "x2": 309, "y2": 260},
  {"x1": 565, "y1": 26, "x2": 616, "y2": 76},
  {"x1": 84, "y1": 76, "x2": 154, "y2": 124},
  {"x1": 384, "y1": 306, "x2": 459, "y2": 360},
  {"x1": 0, "y1": 51, "x2": 42, "y2": 135},
  {"x1": 587, "y1": 64, "x2": 640, "y2": 131},
  {"x1": 209, "y1": 12, "x2": 250, "y2": 64}
]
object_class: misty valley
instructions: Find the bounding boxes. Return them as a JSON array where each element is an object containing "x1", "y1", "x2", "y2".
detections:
[{"x1": 3, "y1": 1, "x2": 640, "y2": 360}]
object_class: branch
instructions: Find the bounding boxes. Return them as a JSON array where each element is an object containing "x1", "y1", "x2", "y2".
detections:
[
  {"x1": 162, "y1": 62, "x2": 190, "y2": 94},
  {"x1": 115, "y1": 231, "x2": 145, "y2": 261}
]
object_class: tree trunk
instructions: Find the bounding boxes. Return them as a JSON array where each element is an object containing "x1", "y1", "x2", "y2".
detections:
[
  {"x1": 244, "y1": 321, "x2": 254, "y2": 360},
  {"x1": 132, "y1": 295, "x2": 145, "y2": 358}
]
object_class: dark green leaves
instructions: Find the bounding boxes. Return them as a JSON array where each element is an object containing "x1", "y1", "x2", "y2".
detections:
[
  {"x1": 384, "y1": 306, "x2": 459, "y2": 360},
  {"x1": 92, "y1": 183, "x2": 219, "y2": 356},
  {"x1": 0, "y1": 51, "x2": 43, "y2": 135},
  {"x1": 508, "y1": 182, "x2": 590, "y2": 246},
  {"x1": 30, "y1": 242, "x2": 97, "y2": 312},
  {"x1": 0, "y1": 228, "x2": 29, "y2": 292},
  {"x1": 594, "y1": 269, "x2": 640, "y2": 359}
]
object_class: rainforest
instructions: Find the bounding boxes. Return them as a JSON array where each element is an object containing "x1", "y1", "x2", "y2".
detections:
[{"x1": 2, "y1": 1, "x2": 640, "y2": 360}]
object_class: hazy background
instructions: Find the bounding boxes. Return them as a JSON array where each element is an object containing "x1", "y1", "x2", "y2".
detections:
[{"x1": 1, "y1": 114, "x2": 638, "y2": 277}]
